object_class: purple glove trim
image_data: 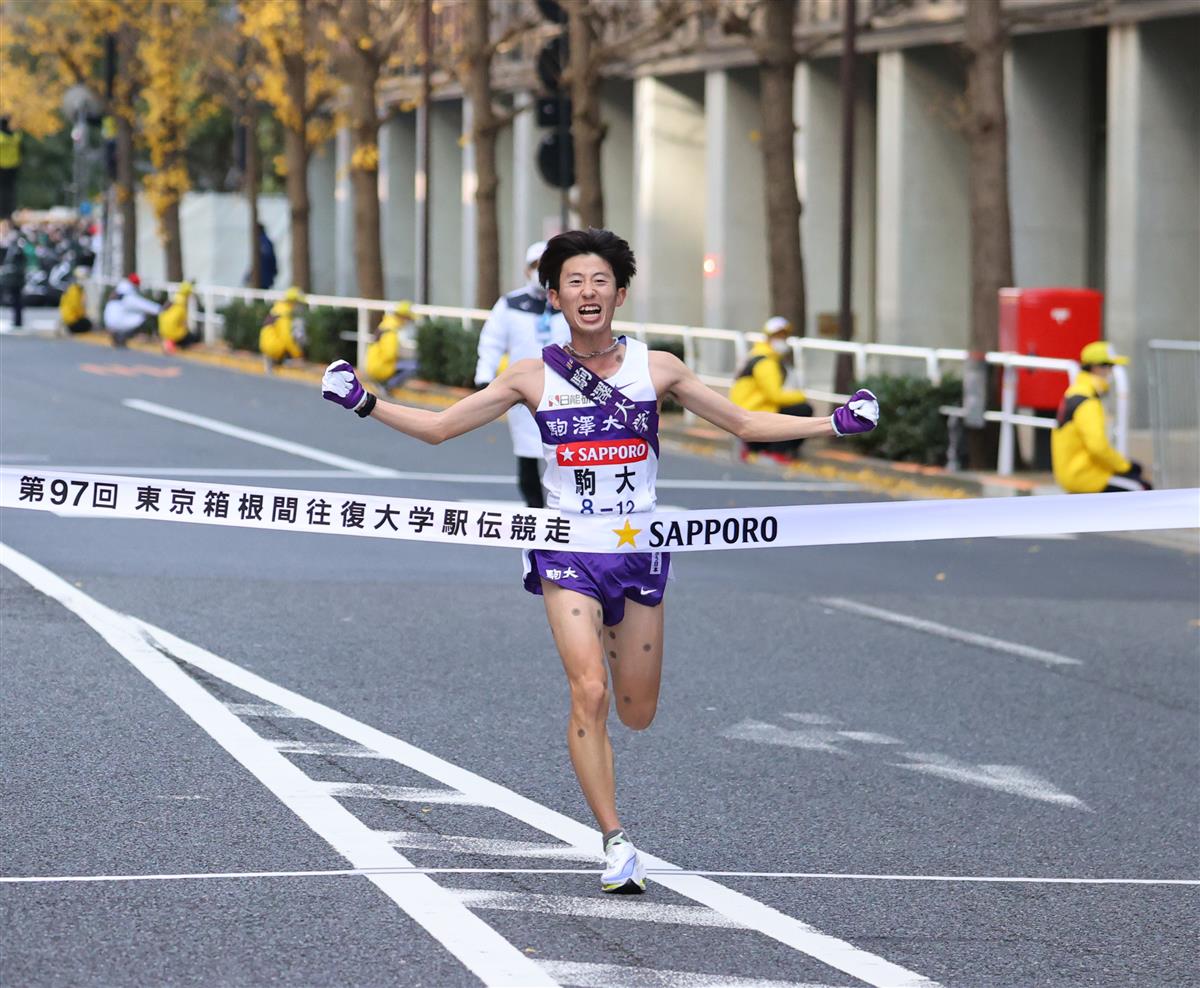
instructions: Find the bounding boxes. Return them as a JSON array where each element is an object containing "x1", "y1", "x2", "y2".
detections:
[
  {"x1": 831, "y1": 388, "x2": 879, "y2": 436},
  {"x1": 322, "y1": 360, "x2": 366, "y2": 411}
]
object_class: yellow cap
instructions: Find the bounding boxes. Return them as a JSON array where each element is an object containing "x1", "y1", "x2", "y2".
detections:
[
  {"x1": 284, "y1": 286, "x2": 303, "y2": 302},
  {"x1": 178, "y1": 281, "x2": 193, "y2": 295},
  {"x1": 394, "y1": 299, "x2": 413, "y2": 318},
  {"x1": 1080, "y1": 341, "x2": 1128, "y2": 366}
]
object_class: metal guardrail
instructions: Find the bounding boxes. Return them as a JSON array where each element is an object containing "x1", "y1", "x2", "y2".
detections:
[
  {"x1": 1147, "y1": 339, "x2": 1200, "y2": 490},
  {"x1": 85, "y1": 276, "x2": 1127, "y2": 477}
]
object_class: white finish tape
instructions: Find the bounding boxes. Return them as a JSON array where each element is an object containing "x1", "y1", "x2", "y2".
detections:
[{"x1": 1, "y1": 468, "x2": 1195, "y2": 554}]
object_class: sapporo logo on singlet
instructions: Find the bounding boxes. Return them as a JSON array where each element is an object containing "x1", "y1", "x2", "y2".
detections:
[{"x1": 557, "y1": 438, "x2": 649, "y2": 467}]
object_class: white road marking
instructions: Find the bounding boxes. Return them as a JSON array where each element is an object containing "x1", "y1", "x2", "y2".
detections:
[
  {"x1": 835, "y1": 731, "x2": 902, "y2": 745},
  {"x1": 269, "y1": 739, "x2": 390, "y2": 759},
  {"x1": 225, "y1": 702, "x2": 305, "y2": 717},
  {"x1": 896, "y1": 753, "x2": 1090, "y2": 810},
  {"x1": 122, "y1": 400, "x2": 400, "y2": 478},
  {"x1": 3, "y1": 867, "x2": 1195, "y2": 886},
  {"x1": 0, "y1": 542, "x2": 558, "y2": 988},
  {"x1": 316, "y1": 781, "x2": 483, "y2": 805},
  {"x1": 452, "y1": 888, "x2": 746, "y2": 927},
  {"x1": 2, "y1": 542, "x2": 938, "y2": 988},
  {"x1": 538, "y1": 960, "x2": 843, "y2": 988},
  {"x1": 381, "y1": 832, "x2": 601, "y2": 861},
  {"x1": 816, "y1": 597, "x2": 1083, "y2": 667},
  {"x1": 123, "y1": 612, "x2": 940, "y2": 986},
  {"x1": 722, "y1": 720, "x2": 849, "y2": 754}
]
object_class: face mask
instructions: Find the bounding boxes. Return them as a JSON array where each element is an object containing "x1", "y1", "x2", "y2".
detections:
[
  {"x1": 527, "y1": 271, "x2": 546, "y2": 298},
  {"x1": 770, "y1": 339, "x2": 790, "y2": 357},
  {"x1": 1091, "y1": 370, "x2": 1110, "y2": 394}
]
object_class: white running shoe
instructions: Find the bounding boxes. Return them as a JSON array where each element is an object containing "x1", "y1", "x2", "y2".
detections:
[{"x1": 601, "y1": 833, "x2": 646, "y2": 894}]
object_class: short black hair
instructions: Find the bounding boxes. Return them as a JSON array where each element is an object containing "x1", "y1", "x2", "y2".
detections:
[{"x1": 538, "y1": 228, "x2": 636, "y2": 292}]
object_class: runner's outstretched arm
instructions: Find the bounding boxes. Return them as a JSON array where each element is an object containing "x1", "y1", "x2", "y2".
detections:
[
  {"x1": 652, "y1": 351, "x2": 878, "y2": 442},
  {"x1": 321, "y1": 358, "x2": 536, "y2": 444}
]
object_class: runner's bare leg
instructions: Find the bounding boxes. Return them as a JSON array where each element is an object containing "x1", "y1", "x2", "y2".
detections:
[
  {"x1": 606, "y1": 596, "x2": 665, "y2": 731},
  {"x1": 542, "y1": 582, "x2": 620, "y2": 833}
]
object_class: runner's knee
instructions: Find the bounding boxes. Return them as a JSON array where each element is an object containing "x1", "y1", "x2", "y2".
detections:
[
  {"x1": 617, "y1": 700, "x2": 656, "y2": 731},
  {"x1": 569, "y1": 675, "x2": 609, "y2": 722}
]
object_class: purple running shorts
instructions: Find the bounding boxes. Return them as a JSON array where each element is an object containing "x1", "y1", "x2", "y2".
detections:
[{"x1": 523, "y1": 549, "x2": 671, "y2": 626}]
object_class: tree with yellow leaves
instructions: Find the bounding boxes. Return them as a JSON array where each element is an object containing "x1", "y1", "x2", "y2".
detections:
[
  {"x1": 239, "y1": 0, "x2": 338, "y2": 293},
  {"x1": 0, "y1": 0, "x2": 147, "y2": 272},
  {"x1": 140, "y1": 0, "x2": 216, "y2": 281}
]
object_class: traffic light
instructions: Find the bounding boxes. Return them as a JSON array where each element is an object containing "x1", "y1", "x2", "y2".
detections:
[{"x1": 534, "y1": 0, "x2": 574, "y2": 189}]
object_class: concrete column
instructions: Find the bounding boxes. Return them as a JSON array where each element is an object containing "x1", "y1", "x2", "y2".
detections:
[
  {"x1": 495, "y1": 105, "x2": 514, "y2": 294},
  {"x1": 704, "y1": 67, "x2": 768, "y2": 337},
  {"x1": 333, "y1": 126, "x2": 355, "y2": 296},
  {"x1": 307, "y1": 140, "x2": 337, "y2": 295},
  {"x1": 797, "y1": 57, "x2": 877, "y2": 341},
  {"x1": 1007, "y1": 32, "x2": 1091, "y2": 287},
  {"x1": 875, "y1": 47, "x2": 968, "y2": 349},
  {"x1": 632, "y1": 74, "x2": 706, "y2": 326},
  {"x1": 1106, "y1": 16, "x2": 1200, "y2": 412},
  {"x1": 428, "y1": 99, "x2": 463, "y2": 308},
  {"x1": 512, "y1": 92, "x2": 562, "y2": 284},
  {"x1": 601, "y1": 79, "x2": 635, "y2": 247},
  {"x1": 379, "y1": 112, "x2": 417, "y2": 302}
]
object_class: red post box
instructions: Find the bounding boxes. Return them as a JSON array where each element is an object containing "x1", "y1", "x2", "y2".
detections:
[{"x1": 998, "y1": 287, "x2": 1102, "y2": 409}]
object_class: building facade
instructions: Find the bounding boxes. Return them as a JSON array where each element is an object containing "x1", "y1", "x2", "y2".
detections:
[{"x1": 300, "y1": 0, "x2": 1196, "y2": 408}]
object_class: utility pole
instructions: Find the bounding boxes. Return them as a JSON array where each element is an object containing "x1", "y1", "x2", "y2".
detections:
[{"x1": 416, "y1": 0, "x2": 432, "y2": 304}]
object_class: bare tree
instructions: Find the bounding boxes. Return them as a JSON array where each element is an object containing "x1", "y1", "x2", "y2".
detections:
[
  {"x1": 562, "y1": 0, "x2": 698, "y2": 229},
  {"x1": 452, "y1": 1, "x2": 538, "y2": 306},
  {"x1": 962, "y1": 0, "x2": 1013, "y2": 466},
  {"x1": 318, "y1": 0, "x2": 418, "y2": 303}
]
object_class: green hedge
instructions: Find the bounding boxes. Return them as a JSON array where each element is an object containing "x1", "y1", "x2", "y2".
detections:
[
  {"x1": 304, "y1": 306, "x2": 356, "y2": 366},
  {"x1": 416, "y1": 316, "x2": 482, "y2": 388},
  {"x1": 849, "y1": 373, "x2": 962, "y2": 466},
  {"x1": 219, "y1": 298, "x2": 271, "y2": 352}
]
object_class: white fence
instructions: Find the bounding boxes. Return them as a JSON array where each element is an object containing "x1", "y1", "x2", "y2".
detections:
[
  {"x1": 86, "y1": 276, "x2": 1128, "y2": 477},
  {"x1": 1147, "y1": 340, "x2": 1199, "y2": 490}
]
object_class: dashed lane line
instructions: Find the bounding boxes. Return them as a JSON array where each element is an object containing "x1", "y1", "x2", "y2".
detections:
[
  {"x1": 538, "y1": 960, "x2": 847, "y2": 988},
  {"x1": 816, "y1": 596, "x2": 1082, "y2": 668}
]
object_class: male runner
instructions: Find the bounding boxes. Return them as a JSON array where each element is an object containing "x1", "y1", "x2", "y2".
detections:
[{"x1": 321, "y1": 228, "x2": 879, "y2": 893}]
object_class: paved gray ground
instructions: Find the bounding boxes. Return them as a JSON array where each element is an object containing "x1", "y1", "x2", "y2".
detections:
[{"x1": 2, "y1": 335, "x2": 1197, "y2": 988}]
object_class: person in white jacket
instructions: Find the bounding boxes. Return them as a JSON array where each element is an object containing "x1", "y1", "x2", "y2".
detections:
[
  {"x1": 474, "y1": 241, "x2": 570, "y2": 507},
  {"x1": 102, "y1": 274, "x2": 161, "y2": 348}
]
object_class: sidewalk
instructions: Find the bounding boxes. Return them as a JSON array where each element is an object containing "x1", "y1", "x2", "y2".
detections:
[{"x1": 61, "y1": 331, "x2": 1197, "y2": 552}]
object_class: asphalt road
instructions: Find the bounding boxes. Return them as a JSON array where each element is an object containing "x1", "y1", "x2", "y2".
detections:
[{"x1": 2, "y1": 335, "x2": 1197, "y2": 988}]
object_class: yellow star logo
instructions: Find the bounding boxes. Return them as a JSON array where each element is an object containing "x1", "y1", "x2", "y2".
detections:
[{"x1": 612, "y1": 518, "x2": 641, "y2": 548}]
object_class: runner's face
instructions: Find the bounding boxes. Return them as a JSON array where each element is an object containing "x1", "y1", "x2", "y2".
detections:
[{"x1": 550, "y1": 254, "x2": 626, "y2": 336}]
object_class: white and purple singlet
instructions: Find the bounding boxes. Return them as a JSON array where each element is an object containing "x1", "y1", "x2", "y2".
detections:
[{"x1": 521, "y1": 337, "x2": 671, "y2": 624}]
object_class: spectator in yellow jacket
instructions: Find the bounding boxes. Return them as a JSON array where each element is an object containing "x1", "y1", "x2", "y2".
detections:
[
  {"x1": 259, "y1": 286, "x2": 304, "y2": 368},
  {"x1": 159, "y1": 281, "x2": 199, "y2": 352},
  {"x1": 729, "y1": 316, "x2": 812, "y2": 462},
  {"x1": 58, "y1": 270, "x2": 91, "y2": 334},
  {"x1": 1052, "y1": 341, "x2": 1150, "y2": 493},
  {"x1": 366, "y1": 300, "x2": 418, "y2": 389}
]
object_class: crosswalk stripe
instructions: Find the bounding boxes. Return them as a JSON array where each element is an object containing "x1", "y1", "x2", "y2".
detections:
[
  {"x1": 315, "y1": 781, "x2": 481, "y2": 805},
  {"x1": 380, "y1": 831, "x2": 601, "y2": 862},
  {"x1": 453, "y1": 888, "x2": 743, "y2": 927},
  {"x1": 268, "y1": 739, "x2": 386, "y2": 758},
  {"x1": 538, "y1": 960, "x2": 848, "y2": 988}
]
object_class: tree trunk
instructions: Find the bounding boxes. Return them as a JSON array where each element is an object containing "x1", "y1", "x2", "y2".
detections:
[
  {"x1": 568, "y1": 1, "x2": 603, "y2": 228},
  {"x1": 343, "y1": 1, "x2": 384, "y2": 303},
  {"x1": 116, "y1": 113, "x2": 137, "y2": 276},
  {"x1": 283, "y1": 48, "x2": 310, "y2": 292},
  {"x1": 246, "y1": 109, "x2": 261, "y2": 289},
  {"x1": 465, "y1": 0, "x2": 500, "y2": 307},
  {"x1": 963, "y1": 0, "x2": 1013, "y2": 467},
  {"x1": 758, "y1": 0, "x2": 805, "y2": 335},
  {"x1": 163, "y1": 195, "x2": 183, "y2": 281}
]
